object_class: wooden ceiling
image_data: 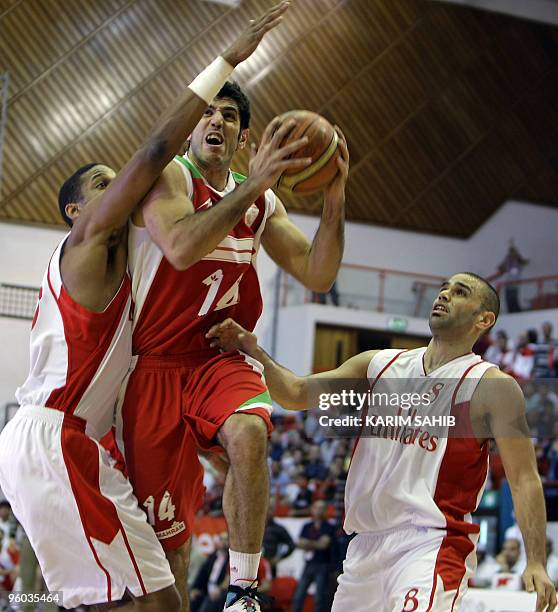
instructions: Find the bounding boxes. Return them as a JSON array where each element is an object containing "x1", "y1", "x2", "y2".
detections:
[{"x1": 1, "y1": 0, "x2": 557, "y2": 237}]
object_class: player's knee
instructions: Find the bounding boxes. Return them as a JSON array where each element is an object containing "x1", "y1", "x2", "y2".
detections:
[{"x1": 221, "y1": 414, "x2": 268, "y2": 456}]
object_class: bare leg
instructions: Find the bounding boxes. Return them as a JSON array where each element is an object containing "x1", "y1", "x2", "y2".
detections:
[
  {"x1": 217, "y1": 414, "x2": 269, "y2": 553},
  {"x1": 166, "y1": 539, "x2": 191, "y2": 612}
]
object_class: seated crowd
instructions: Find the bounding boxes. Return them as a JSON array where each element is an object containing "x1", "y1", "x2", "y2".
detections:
[{"x1": 0, "y1": 321, "x2": 557, "y2": 610}]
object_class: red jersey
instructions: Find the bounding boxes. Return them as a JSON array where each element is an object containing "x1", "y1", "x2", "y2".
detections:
[{"x1": 129, "y1": 156, "x2": 276, "y2": 356}]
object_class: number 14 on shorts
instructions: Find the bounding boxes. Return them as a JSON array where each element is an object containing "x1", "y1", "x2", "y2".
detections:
[{"x1": 143, "y1": 491, "x2": 176, "y2": 526}]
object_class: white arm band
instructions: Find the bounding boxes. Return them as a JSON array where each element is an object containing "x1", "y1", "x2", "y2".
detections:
[{"x1": 188, "y1": 56, "x2": 234, "y2": 105}]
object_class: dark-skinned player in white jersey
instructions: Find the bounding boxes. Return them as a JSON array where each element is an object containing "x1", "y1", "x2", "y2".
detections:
[
  {"x1": 116, "y1": 7, "x2": 349, "y2": 609},
  {"x1": 207, "y1": 273, "x2": 557, "y2": 612},
  {"x1": 0, "y1": 4, "x2": 303, "y2": 610}
]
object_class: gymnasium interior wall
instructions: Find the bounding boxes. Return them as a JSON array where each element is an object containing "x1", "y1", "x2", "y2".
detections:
[{"x1": 0, "y1": 198, "x2": 557, "y2": 411}]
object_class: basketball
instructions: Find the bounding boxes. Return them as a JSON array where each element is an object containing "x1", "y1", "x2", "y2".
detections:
[{"x1": 274, "y1": 110, "x2": 340, "y2": 194}]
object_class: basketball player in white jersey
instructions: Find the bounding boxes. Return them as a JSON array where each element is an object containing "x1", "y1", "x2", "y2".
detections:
[
  {"x1": 0, "y1": 5, "x2": 294, "y2": 609},
  {"x1": 207, "y1": 272, "x2": 557, "y2": 611}
]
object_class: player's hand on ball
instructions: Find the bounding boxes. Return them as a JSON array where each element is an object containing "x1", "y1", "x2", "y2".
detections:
[
  {"x1": 206, "y1": 318, "x2": 259, "y2": 355},
  {"x1": 248, "y1": 117, "x2": 312, "y2": 192},
  {"x1": 222, "y1": 1, "x2": 290, "y2": 67},
  {"x1": 523, "y1": 563, "x2": 557, "y2": 611},
  {"x1": 323, "y1": 126, "x2": 349, "y2": 208}
]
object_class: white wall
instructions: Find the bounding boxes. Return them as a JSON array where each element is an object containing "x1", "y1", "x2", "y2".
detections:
[
  {"x1": 0, "y1": 224, "x2": 66, "y2": 406},
  {"x1": 467, "y1": 201, "x2": 558, "y2": 279}
]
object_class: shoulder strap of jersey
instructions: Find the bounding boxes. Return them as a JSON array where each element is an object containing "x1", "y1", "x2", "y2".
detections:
[
  {"x1": 366, "y1": 349, "x2": 409, "y2": 383},
  {"x1": 174, "y1": 155, "x2": 203, "y2": 178},
  {"x1": 231, "y1": 170, "x2": 247, "y2": 184},
  {"x1": 453, "y1": 360, "x2": 496, "y2": 407}
]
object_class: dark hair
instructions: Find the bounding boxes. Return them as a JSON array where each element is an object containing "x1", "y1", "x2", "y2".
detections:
[
  {"x1": 216, "y1": 81, "x2": 250, "y2": 131},
  {"x1": 0, "y1": 500, "x2": 10, "y2": 509},
  {"x1": 58, "y1": 162, "x2": 101, "y2": 226},
  {"x1": 527, "y1": 328, "x2": 538, "y2": 344},
  {"x1": 462, "y1": 272, "x2": 500, "y2": 328}
]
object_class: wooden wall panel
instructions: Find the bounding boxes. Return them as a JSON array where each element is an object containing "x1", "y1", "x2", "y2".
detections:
[{"x1": 1, "y1": 0, "x2": 557, "y2": 233}]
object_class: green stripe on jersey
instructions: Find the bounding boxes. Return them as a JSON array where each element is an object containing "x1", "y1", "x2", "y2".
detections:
[
  {"x1": 174, "y1": 155, "x2": 202, "y2": 178},
  {"x1": 238, "y1": 390, "x2": 272, "y2": 409}
]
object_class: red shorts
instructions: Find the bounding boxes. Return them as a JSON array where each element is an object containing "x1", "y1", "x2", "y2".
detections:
[{"x1": 118, "y1": 350, "x2": 273, "y2": 551}]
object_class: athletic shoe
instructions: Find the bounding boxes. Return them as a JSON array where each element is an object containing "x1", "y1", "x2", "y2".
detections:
[{"x1": 223, "y1": 583, "x2": 270, "y2": 611}]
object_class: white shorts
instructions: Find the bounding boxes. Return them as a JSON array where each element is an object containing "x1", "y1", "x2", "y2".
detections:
[
  {"x1": 332, "y1": 526, "x2": 478, "y2": 612},
  {"x1": 0, "y1": 406, "x2": 174, "y2": 609}
]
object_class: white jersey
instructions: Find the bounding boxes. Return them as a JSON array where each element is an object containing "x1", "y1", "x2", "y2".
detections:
[
  {"x1": 15, "y1": 237, "x2": 132, "y2": 439},
  {"x1": 344, "y1": 347, "x2": 495, "y2": 536}
]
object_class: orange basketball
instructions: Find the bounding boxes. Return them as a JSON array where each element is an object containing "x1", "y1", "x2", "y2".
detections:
[{"x1": 274, "y1": 110, "x2": 340, "y2": 194}]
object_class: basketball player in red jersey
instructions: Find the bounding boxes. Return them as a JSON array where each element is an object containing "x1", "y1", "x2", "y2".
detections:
[
  {"x1": 207, "y1": 273, "x2": 557, "y2": 612},
  {"x1": 118, "y1": 39, "x2": 349, "y2": 611},
  {"x1": 0, "y1": 4, "x2": 295, "y2": 610}
]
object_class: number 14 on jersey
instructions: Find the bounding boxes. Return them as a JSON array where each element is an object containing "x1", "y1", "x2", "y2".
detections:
[{"x1": 198, "y1": 269, "x2": 241, "y2": 317}]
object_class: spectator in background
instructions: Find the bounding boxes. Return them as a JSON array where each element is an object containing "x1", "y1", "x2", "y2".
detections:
[
  {"x1": 470, "y1": 548, "x2": 501, "y2": 588},
  {"x1": 530, "y1": 384, "x2": 558, "y2": 437},
  {"x1": 484, "y1": 330, "x2": 513, "y2": 370},
  {"x1": 535, "y1": 399, "x2": 556, "y2": 441},
  {"x1": 547, "y1": 538, "x2": 558, "y2": 585},
  {"x1": 291, "y1": 501, "x2": 335, "y2": 612},
  {"x1": 495, "y1": 538, "x2": 525, "y2": 575},
  {"x1": 536, "y1": 384, "x2": 558, "y2": 412},
  {"x1": 523, "y1": 382, "x2": 539, "y2": 417},
  {"x1": 506, "y1": 331, "x2": 536, "y2": 381},
  {"x1": 491, "y1": 538, "x2": 524, "y2": 591},
  {"x1": 0, "y1": 501, "x2": 12, "y2": 543},
  {"x1": 493, "y1": 239, "x2": 529, "y2": 313},
  {"x1": 0, "y1": 529, "x2": 18, "y2": 596},
  {"x1": 270, "y1": 460, "x2": 291, "y2": 496},
  {"x1": 535, "y1": 322, "x2": 558, "y2": 379},
  {"x1": 304, "y1": 445, "x2": 328, "y2": 481},
  {"x1": 262, "y1": 499, "x2": 295, "y2": 577},
  {"x1": 269, "y1": 430, "x2": 285, "y2": 462},
  {"x1": 287, "y1": 474, "x2": 314, "y2": 517}
]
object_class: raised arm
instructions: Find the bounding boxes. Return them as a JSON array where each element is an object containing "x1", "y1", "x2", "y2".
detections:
[
  {"x1": 205, "y1": 318, "x2": 375, "y2": 410},
  {"x1": 261, "y1": 127, "x2": 348, "y2": 292},
  {"x1": 474, "y1": 368, "x2": 556, "y2": 611},
  {"x1": 70, "y1": 1, "x2": 290, "y2": 246},
  {"x1": 139, "y1": 120, "x2": 313, "y2": 270}
]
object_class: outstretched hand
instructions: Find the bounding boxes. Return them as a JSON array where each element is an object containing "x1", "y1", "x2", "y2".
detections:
[
  {"x1": 223, "y1": 1, "x2": 290, "y2": 67},
  {"x1": 206, "y1": 318, "x2": 259, "y2": 355}
]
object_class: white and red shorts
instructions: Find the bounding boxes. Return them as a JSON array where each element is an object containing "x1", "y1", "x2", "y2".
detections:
[
  {"x1": 0, "y1": 406, "x2": 174, "y2": 609},
  {"x1": 332, "y1": 526, "x2": 478, "y2": 611}
]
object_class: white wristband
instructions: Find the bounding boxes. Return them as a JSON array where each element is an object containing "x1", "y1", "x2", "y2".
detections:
[{"x1": 188, "y1": 56, "x2": 234, "y2": 105}]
